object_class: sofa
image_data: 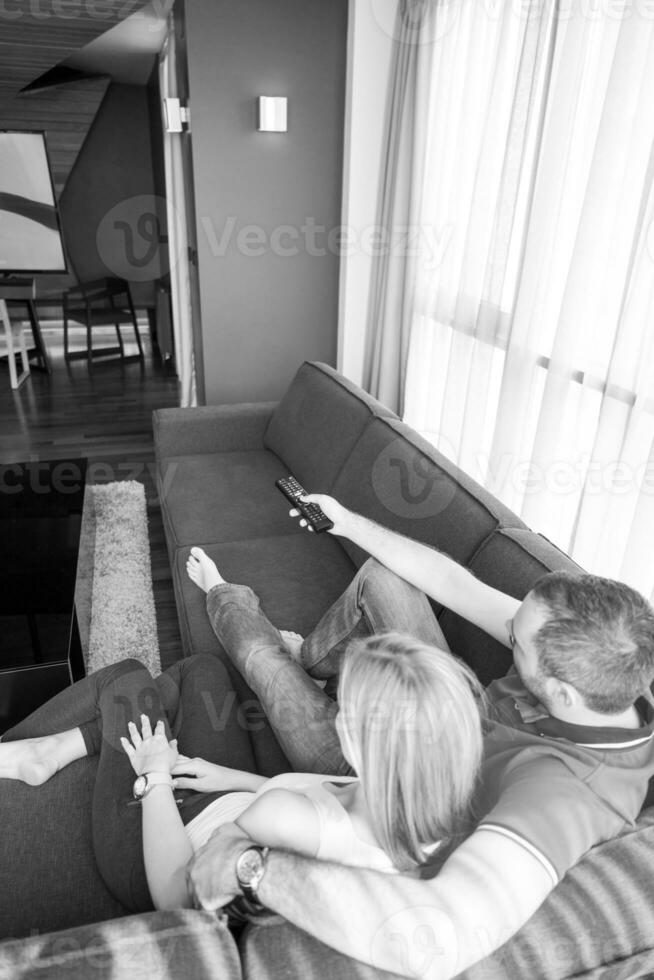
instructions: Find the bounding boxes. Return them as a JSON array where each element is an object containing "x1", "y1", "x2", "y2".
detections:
[{"x1": 1, "y1": 360, "x2": 654, "y2": 979}]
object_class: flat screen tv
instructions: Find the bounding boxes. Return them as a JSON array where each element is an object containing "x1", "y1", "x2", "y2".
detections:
[{"x1": 0, "y1": 130, "x2": 67, "y2": 274}]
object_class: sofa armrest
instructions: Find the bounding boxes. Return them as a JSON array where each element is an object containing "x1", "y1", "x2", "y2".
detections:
[
  {"x1": 153, "y1": 402, "x2": 278, "y2": 458},
  {"x1": 241, "y1": 810, "x2": 654, "y2": 980},
  {"x1": 0, "y1": 910, "x2": 242, "y2": 979}
]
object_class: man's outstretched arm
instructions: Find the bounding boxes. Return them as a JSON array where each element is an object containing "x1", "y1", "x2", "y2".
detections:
[
  {"x1": 187, "y1": 825, "x2": 554, "y2": 979},
  {"x1": 297, "y1": 495, "x2": 520, "y2": 646}
]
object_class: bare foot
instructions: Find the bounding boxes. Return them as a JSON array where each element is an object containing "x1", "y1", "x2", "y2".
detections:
[
  {"x1": 280, "y1": 630, "x2": 304, "y2": 662},
  {"x1": 186, "y1": 547, "x2": 225, "y2": 593},
  {"x1": 0, "y1": 736, "x2": 63, "y2": 786}
]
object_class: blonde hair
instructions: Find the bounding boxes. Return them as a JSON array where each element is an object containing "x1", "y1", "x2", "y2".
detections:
[{"x1": 337, "y1": 632, "x2": 484, "y2": 872}]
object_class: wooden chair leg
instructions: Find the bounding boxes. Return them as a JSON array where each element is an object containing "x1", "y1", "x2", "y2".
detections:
[
  {"x1": 26, "y1": 300, "x2": 51, "y2": 373},
  {"x1": 133, "y1": 318, "x2": 144, "y2": 359},
  {"x1": 115, "y1": 323, "x2": 125, "y2": 358},
  {"x1": 86, "y1": 320, "x2": 93, "y2": 371}
]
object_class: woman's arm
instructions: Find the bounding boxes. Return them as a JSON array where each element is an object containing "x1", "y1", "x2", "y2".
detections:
[
  {"x1": 234, "y1": 787, "x2": 321, "y2": 855},
  {"x1": 171, "y1": 756, "x2": 267, "y2": 794},
  {"x1": 141, "y1": 784, "x2": 194, "y2": 909},
  {"x1": 122, "y1": 715, "x2": 193, "y2": 910},
  {"x1": 144, "y1": 782, "x2": 321, "y2": 906}
]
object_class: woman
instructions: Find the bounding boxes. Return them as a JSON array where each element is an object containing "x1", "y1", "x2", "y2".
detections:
[{"x1": 0, "y1": 587, "x2": 483, "y2": 913}]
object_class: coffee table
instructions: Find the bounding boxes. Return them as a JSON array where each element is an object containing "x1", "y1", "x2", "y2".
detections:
[{"x1": 0, "y1": 459, "x2": 87, "y2": 733}]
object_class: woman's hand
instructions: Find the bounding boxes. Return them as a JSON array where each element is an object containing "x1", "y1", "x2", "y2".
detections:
[
  {"x1": 171, "y1": 757, "x2": 241, "y2": 793},
  {"x1": 121, "y1": 714, "x2": 179, "y2": 776}
]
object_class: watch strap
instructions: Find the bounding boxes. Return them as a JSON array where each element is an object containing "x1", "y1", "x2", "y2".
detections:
[{"x1": 133, "y1": 771, "x2": 173, "y2": 799}]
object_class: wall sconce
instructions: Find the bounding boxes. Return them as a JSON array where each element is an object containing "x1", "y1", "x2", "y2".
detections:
[
  {"x1": 164, "y1": 97, "x2": 190, "y2": 133},
  {"x1": 257, "y1": 97, "x2": 288, "y2": 132}
]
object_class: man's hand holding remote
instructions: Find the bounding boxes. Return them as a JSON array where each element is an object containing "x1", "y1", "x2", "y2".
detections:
[{"x1": 289, "y1": 493, "x2": 349, "y2": 535}]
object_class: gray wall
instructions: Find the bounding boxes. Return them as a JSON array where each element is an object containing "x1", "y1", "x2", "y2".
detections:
[
  {"x1": 59, "y1": 83, "x2": 162, "y2": 309},
  {"x1": 184, "y1": 0, "x2": 348, "y2": 404}
]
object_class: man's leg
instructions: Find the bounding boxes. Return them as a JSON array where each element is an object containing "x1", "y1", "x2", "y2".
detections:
[
  {"x1": 187, "y1": 548, "x2": 350, "y2": 776},
  {"x1": 300, "y1": 557, "x2": 450, "y2": 681}
]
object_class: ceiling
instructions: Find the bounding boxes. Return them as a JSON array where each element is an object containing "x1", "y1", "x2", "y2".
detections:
[
  {"x1": 0, "y1": 0, "x2": 169, "y2": 194},
  {"x1": 63, "y1": 2, "x2": 169, "y2": 86},
  {"x1": 0, "y1": 0, "x2": 164, "y2": 104}
]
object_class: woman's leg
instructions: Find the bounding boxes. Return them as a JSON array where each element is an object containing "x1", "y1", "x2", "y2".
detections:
[
  {"x1": 158, "y1": 653, "x2": 258, "y2": 772},
  {"x1": 0, "y1": 658, "x2": 164, "y2": 784},
  {"x1": 2, "y1": 653, "x2": 260, "y2": 910},
  {"x1": 92, "y1": 652, "x2": 265, "y2": 903},
  {"x1": 187, "y1": 548, "x2": 350, "y2": 776},
  {"x1": 158, "y1": 653, "x2": 261, "y2": 827},
  {"x1": 89, "y1": 658, "x2": 175, "y2": 912}
]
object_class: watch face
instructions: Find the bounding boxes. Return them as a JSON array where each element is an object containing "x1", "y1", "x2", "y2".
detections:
[
  {"x1": 237, "y1": 848, "x2": 264, "y2": 884},
  {"x1": 133, "y1": 775, "x2": 147, "y2": 799}
]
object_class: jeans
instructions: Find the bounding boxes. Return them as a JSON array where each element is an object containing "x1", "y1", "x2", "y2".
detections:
[
  {"x1": 3, "y1": 654, "x2": 257, "y2": 913},
  {"x1": 207, "y1": 558, "x2": 449, "y2": 776}
]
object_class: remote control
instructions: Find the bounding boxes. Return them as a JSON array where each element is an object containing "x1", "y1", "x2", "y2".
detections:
[{"x1": 275, "y1": 476, "x2": 334, "y2": 533}]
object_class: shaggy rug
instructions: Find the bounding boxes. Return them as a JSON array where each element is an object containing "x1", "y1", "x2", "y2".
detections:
[{"x1": 75, "y1": 481, "x2": 161, "y2": 677}]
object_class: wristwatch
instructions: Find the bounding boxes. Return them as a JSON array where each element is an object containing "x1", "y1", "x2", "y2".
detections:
[
  {"x1": 235, "y1": 845, "x2": 269, "y2": 906},
  {"x1": 133, "y1": 771, "x2": 173, "y2": 800}
]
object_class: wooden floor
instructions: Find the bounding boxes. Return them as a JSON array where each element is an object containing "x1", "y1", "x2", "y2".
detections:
[{"x1": 0, "y1": 323, "x2": 184, "y2": 671}]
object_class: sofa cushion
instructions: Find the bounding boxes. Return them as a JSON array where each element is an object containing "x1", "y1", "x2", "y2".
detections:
[
  {"x1": 439, "y1": 527, "x2": 584, "y2": 685},
  {"x1": 0, "y1": 759, "x2": 126, "y2": 940},
  {"x1": 241, "y1": 810, "x2": 654, "y2": 980},
  {"x1": 263, "y1": 362, "x2": 396, "y2": 492},
  {"x1": 0, "y1": 909, "x2": 241, "y2": 979},
  {"x1": 332, "y1": 417, "x2": 526, "y2": 573},
  {"x1": 172, "y1": 532, "x2": 356, "y2": 776},
  {"x1": 159, "y1": 450, "x2": 304, "y2": 549}
]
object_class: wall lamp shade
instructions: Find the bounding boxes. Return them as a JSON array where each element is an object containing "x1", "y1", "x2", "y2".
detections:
[
  {"x1": 257, "y1": 96, "x2": 288, "y2": 132},
  {"x1": 164, "y1": 97, "x2": 190, "y2": 133}
]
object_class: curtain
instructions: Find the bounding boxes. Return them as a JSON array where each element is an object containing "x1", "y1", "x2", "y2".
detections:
[
  {"x1": 363, "y1": 0, "x2": 431, "y2": 413},
  {"x1": 159, "y1": 19, "x2": 197, "y2": 408},
  {"x1": 400, "y1": 0, "x2": 654, "y2": 600}
]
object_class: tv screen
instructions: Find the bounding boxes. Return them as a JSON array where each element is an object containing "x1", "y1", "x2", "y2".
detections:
[{"x1": 0, "y1": 130, "x2": 67, "y2": 274}]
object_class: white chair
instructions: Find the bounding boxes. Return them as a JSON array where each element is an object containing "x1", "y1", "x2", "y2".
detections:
[{"x1": 0, "y1": 299, "x2": 30, "y2": 389}]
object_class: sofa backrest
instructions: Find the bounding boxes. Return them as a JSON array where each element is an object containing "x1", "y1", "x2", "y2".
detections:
[
  {"x1": 263, "y1": 361, "x2": 396, "y2": 491},
  {"x1": 332, "y1": 416, "x2": 526, "y2": 576},
  {"x1": 266, "y1": 361, "x2": 585, "y2": 684},
  {"x1": 439, "y1": 527, "x2": 584, "y2": 685}
]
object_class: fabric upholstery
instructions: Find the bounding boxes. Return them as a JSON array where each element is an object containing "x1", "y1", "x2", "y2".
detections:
[
  {"x1": 0, "y1": 760, "x2": 125, "y2": 939},
  {"x1": 439, "y1": 527, "x2": 583, "y2": 685},
  {"x1": 0, "y1": 910, "x2": 241, "y2": 980},
  {"x1": 263, "y1": 362, "x2": 396, "y2": 492},
  {"x1": 332, "y1": 417, "x2": 526, "y2": 574},
  {"x1": 153, "y1": 402, "x2": 277, "y2": 459},
  {"x1": 158, "y1": 449, "x2": 305, "y2": 549}
]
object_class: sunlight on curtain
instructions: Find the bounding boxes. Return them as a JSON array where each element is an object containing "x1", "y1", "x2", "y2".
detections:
[
  {"x1": 404, "y1": 0, "x2": 556, "y2": 468},
  {"x1": 403, "y1": 0, "x2": 654, "y2": 600}
]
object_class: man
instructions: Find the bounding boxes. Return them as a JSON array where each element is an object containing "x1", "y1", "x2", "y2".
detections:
[{"x1": 186, "y1": 494, "x2": 654, "y2": 979}]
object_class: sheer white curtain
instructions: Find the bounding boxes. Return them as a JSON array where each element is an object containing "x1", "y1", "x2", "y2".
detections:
[{"x1": 402, "y1": 0, "x2": 654, "y2": 600}]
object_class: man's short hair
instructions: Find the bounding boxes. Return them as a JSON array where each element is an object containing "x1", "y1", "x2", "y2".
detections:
[{"x1": 529, "y1": 571, "x2": 654, "y2": 714}]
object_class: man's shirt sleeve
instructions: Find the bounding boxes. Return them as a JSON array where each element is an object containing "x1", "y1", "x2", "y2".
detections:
[{"x1": 477, "y1": 755, "x2": 625, "y2": 884}]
